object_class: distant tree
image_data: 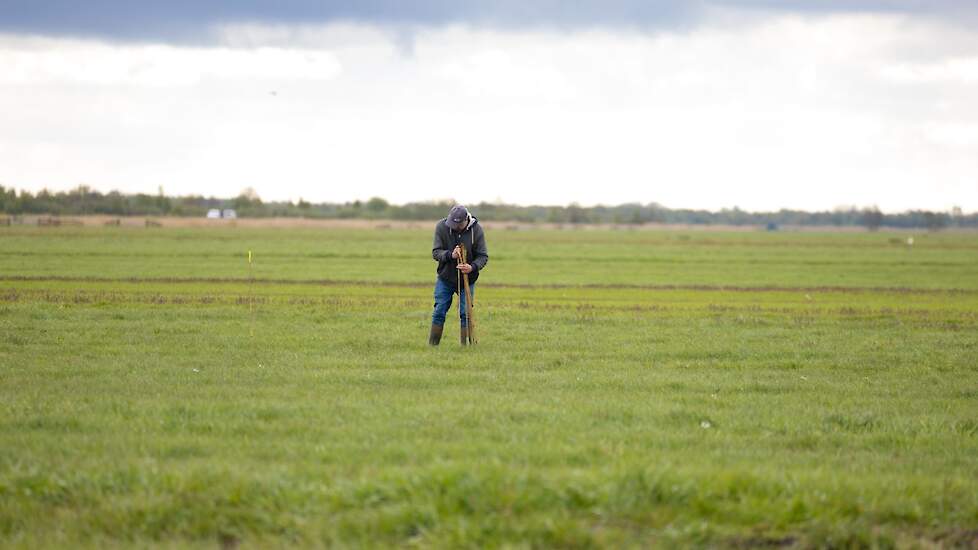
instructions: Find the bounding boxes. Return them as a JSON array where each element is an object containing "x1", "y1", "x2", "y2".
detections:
[
  {"x1": 567, "y1": 203, "x2": 588, "y2": 224},
  {"x1": 35, "y1": 189, "x2": 59, "y2": 214},
  {"x1": 240, "y1": 187, "x2": 261, "y2": 202},
  {"x1": 862, "y1": 206, "x2": 883, "y2": 231},
  {"x1": 0, "y1": 185, "x2": 15, "y2": 213},
  {"x1": 233, "y1": 187, "x2": 263, "y2": 213},
  {"x1": 156, "y1": 186, "x2": 172, "y2": 214},
  {"x1": 645, "y1": 203, "x2": 666, "y2": 224},
  {"x1": 0, "y1": 183, "x2": 971, "y2": 228},
  {"x1": 718, "y1": 206, "x2": 751, "y2": 226},
  {"x1": 923, "y1": 211, "x2": 947, "y2": 232},
  {"x1": 102, "y1": 191, "x2": 127, "y2": 215},
  {"x1": 546, "y1": 207, "x2": 566, "y2": 224},
  {"x1": 629, "y1": 209, "x2": 644, "y2": 225},
  {"x1": 366, "y1": 197, "x2": 389, "y2": 213},
  {"x1": 68, "y1": 185, "x2": 95, "y2": 214},
  {"x1": 951, "y1": 206, "x2": 963, "y2": 227}
]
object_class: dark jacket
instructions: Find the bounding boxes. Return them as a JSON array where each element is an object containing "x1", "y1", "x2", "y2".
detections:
[{"x1": 432, "y1": 216, "x2": 488, "y2": 285}]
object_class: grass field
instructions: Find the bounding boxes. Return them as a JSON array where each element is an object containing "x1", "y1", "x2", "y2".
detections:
[{"x1": 1, "y1": 224, "x2": 977, "y2": 548}]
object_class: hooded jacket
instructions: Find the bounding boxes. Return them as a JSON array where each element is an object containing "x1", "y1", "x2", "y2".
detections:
[{"x1": 432, "y1": 215, "x2": 488, "y2": 286}]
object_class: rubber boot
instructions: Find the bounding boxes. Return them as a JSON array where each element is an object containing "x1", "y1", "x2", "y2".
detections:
[
  {"x1": 428, "y1": 324, "x2": 443, "y2": 346},
  {"x1": 460, "y1": 324, "x2": 469, "y2": 345}
]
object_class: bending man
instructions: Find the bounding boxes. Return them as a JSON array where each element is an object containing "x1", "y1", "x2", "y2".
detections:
[{"x1": 429, "y1": 205, "x2": 489, "y2": 345}]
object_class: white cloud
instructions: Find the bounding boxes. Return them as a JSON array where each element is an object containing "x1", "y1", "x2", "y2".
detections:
[
  {"x1": 923, "y1": 122, "x2": 978, "y2": 148},
  {"x1": 0, "y1": 39, "x2": 342, "y2": 86},
  {"x1": 878, "y1": 57, "x2": 978, "y2": 84},
  {"x1": 1, "y1": 14, "x2": 976, "y2": 212}
]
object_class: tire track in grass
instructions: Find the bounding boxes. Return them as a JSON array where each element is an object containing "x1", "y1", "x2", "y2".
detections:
[
  {"x1": 2, "y1": 249, "x2": 976, "y2": 268},
  {"x1": 1, "y1": 275, "x2": 976, "y2": 294},
  {"x1": 3, "y1": 287, "x2": 977, "y2": 326}
]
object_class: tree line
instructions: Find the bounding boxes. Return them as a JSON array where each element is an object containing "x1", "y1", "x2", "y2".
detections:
[{"x1": 0, "y1": 184, "x2": 974, "y2": 230}]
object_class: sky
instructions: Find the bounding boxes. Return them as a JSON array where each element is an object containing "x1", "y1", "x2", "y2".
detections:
[{"x1": 1, "y1": 1, "x2": 977, "y2": 212}]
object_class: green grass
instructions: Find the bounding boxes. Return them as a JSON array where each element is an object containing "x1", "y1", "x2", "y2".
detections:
[{"x1": 1, "y1": 225, "x2": 977, "y2": 548}]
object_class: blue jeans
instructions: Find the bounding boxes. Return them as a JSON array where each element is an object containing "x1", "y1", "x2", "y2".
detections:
[{"x1": 432, "y1": 277, "x2": 475, "y2": 327}]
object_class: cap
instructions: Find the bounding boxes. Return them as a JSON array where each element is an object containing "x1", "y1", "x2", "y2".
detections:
[{"x1": 448, "y1": 205, "x2": 469, "y2": 224}]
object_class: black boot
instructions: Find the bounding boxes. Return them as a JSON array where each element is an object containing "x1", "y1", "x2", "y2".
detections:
[
  {"x1": 460, "y1": 324, "x2": 469, "y2": 345},
  {"x1": 428, "y1": 324, "x2": 443, "y2": 346}
]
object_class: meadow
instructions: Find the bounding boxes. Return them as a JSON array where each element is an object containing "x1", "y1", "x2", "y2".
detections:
[{"x1": 1, "y1": 224, "x2": 977, "y2": 548}]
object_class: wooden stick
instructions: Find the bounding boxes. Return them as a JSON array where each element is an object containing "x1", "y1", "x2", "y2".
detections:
[
  {"x1": 457, "y1": 244, "x2": 463, "y2": 337},
  {"x1": 461, "y1": 246, "x2": 476, "y2": 344}
]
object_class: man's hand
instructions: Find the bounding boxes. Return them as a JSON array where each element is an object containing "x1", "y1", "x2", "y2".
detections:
[
  {"x1": 451, "y1": 245, "x2": 462, "y2": 260},
  {"x1": 456, "y1": 263, "x2": 473, "y2": 274}
]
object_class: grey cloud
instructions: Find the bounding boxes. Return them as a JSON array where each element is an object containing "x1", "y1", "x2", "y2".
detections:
[{"x1": 0, "y1": 0, "x2": 976, "y2": 42}]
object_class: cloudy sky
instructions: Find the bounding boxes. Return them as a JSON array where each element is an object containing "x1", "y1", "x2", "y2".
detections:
[{"x1": 1, "y1": 1, "x2": 977, "y2": 212}]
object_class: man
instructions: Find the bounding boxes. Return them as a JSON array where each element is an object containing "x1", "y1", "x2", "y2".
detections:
[{"x1": 429, "y1": 204, "x2": 489, "y2": 345}]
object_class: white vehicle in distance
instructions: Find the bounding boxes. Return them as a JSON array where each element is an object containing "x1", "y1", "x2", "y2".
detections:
[{"x1": 206, "y1": 209, "x2": 237, "y2": 219}]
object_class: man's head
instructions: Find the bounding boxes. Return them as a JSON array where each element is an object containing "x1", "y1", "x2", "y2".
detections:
[{"x1": 447, "y1": 205, "x2": 469, "y2": 232}]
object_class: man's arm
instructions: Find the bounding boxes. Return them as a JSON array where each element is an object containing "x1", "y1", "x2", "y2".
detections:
[
  {"x1": 469, "y1": 226, "x2": 489, "y2": 272},
  {"x1": 432, "y1": 225, "x2": 454, "y2": 263}
]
